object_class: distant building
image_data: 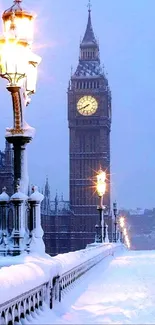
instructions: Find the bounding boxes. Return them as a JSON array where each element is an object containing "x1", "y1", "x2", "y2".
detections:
[
  {"x1": 0, "y1": 140, "x2": 13, "y2": 196},
  {"x1": 68, "y1": 6, "x2": 112, "y2": 250},
  {"x1": 41, "y1": 178, "x2": 71, "y2": 256},
  {"x1": 41, "y1": 7, "x2": 113, "y2": 255},
  {"x1": 119, "y1": 209, "x2": 155, "y2": 250}
]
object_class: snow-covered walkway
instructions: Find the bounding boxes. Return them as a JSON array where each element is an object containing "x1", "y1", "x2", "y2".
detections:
[{"x1": 31, "y1": 250, "x2": 155, "y2": 324}]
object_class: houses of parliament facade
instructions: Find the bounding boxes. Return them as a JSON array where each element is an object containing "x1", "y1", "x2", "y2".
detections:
[{"x1": 0, "y1": 7, "x2": 112, "y2": 256}]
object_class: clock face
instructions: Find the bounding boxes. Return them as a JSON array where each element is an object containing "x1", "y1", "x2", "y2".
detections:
[{"x1": 77, "y1": 96, "x2": 98, "y2": 116}]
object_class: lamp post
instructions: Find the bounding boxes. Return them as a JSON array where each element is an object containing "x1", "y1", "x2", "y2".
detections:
[
  {"x1": 123, "y1": 227, "x2": 127, "y2": 242},
  {"x1": 0, "y1": 0, "x2": 43, "y2": 256},
  {"x1": 124, "y1": 233, "x2": 130, "y2": 249},
  {"x1": 123, "y1": 227, "x2": 130, "y2": 248},
  {"x1": 0, "y1": 0, "x2": 41, "y2": 194},
  {"x1": 119, "y1": 216, "x2": 125, "y2": 243},
  {"x1": 95, "y1": 224, "x2": 100, "y2": 243},
  {"x1": 96, "y1": 169, "x2": 106, "y2": 243},
  {"x1": 113, "y1": 201, "x2": 117, "y2": 243},
  {"x1": 103, "y1": 216, "x2": 106, "y2": 242}
]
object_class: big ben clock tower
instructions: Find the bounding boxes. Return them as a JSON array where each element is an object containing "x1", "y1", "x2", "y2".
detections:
[{"x1": 68, "y1": 5, "x2": 112, "y2": 250}]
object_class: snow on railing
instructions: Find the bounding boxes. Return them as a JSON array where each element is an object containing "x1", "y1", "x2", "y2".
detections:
[
  {"x1": 0, "y1": 243, "x2": 125, "y2": 325},
  {"x1": 59, "y1": 245, "x2": 112, "y2": 301},
  {"x1": 0, "y1": 282, "x2": 49, "y2": 325}
]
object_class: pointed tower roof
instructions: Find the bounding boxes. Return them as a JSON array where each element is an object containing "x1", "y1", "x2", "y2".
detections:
[
  {"x1": 44, "y1": 176, "x2": 50, "y2": 197},
  {"x1": 72, "y1": 2, "x2": 107, "y2": 78},
  {"x1": 81, "y1": 11, "x2": 96, "y2": 46},
  {"x1": 81, "y1": 4, "x2": 98, "y2": 47},
  {"x1": 55, "y1": 190, "x2": 58, "y2": 203}
]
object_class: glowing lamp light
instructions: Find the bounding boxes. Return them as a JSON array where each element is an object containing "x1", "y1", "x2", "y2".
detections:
[
  {"x1": 97, "y1": 170, "x2": 106, "y2": 183},
  {"x1": 96, "y1": 182, "x2": 106, "y2": 197},
  {"x1": 0, "y1": 38, "x2": 30, "y2": 86},
  {"x1": 123, "y1": 228, "x2": 127, "y2": 236},
  {"x1": 2, "y1": 0, "x2": 35, "y2": 43},
  {"x1": 96, "y1": 170, "x2": 106, "y2": 197},
  {"x1": 126, "y1": 238, "x2": 130, "y2": 249},
  {"x1": 120, "y1": 216, "x2": 125, "y2": 228},
  {"x1": 124, "y1": 233, "x2": 130, "y2": 249},
  {"x1": 125, "y1": 234, "x2": 128, "y2": 241}
]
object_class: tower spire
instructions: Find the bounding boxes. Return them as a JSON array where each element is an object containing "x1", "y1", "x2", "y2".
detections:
[
  {"x1": 81, "y1": 1, "x2": 97, "y2": 46},
  {"x1": 88, "y1": 0, "x2": 92, "y2": 13},
  {"x1": 44, "y1": 176, "x2": 50, "y2": 198}
]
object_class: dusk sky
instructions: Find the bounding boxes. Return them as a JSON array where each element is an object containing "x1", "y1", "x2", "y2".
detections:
[{"x1": 0, "y1": 0, "x2": 155, "y2": 209}]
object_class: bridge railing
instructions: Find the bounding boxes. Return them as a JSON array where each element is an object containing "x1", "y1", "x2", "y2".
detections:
[
  {"x1": 0, "y1": 243, "x2": 124, "y2": 325},
  {"x1": 59, "y1": 246, "x2": 112, "y2": 300},
  {"x1": 0, "y1": 282, "x2": 49, "y2": 325}
]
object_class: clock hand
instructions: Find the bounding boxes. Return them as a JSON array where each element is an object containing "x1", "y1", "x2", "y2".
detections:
[{"x1": 79, "y1": 104, "x2": 90, "y2": 111}]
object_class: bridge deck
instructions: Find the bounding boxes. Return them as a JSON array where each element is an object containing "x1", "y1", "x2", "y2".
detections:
[{"x1": 30, "y1": 250, "x2": 155, "y2": 324}]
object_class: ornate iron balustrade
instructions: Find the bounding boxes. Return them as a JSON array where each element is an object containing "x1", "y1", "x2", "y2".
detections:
[
  {"x1": 59, "y1": 246, "x2": 112, "y2": 299},
  {"x1": 0, "y1": 186, "x2": 45, "y2": 257},
  {"x1": 0, "y1": 282, "x2": 49, "y2": 325},
  {"x1": 0, "y1": 244, "x2": 123, "y2": 325}
]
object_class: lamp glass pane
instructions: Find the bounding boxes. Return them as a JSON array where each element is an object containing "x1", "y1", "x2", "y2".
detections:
[
  {"x1": 26, "y1": 63, "x2": 37, "y2": 93},
  {"x1": 4, "y1": 17, "x2": 34, "y2": 42},
  {"x1": 0, "y1": 39, "x2": 29, "y2": 85},
  {"x1": 97, "y1": 171, "x2": 106, "y2": 183},
  {"x1": 97, "y1": 182, "x2": 106, "y2": 197},
  {"x1": 29, "y1": 52, "x2": 42, "y2": 65},
  {"x1": 0, "y1": 40, "x2": 6, "y2": 74}
]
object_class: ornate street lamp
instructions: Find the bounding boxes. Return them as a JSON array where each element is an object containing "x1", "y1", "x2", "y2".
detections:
[
  {"x1": 113, "y1": 201, "x2": 117, "y2": 243},
  {"x1": 123, "y1": 228, "x2": 130, "y2": 248},
  {"x1": 95, "y1": 224, "x2": 100, "y2": 243},
  {"x1": 125, "y1": 234, "x2": 130, "y2": 249},
  {"x1": 123, "y1": 228, "x2": 127, "y2": 236},
  {"x1": 119, "y1": 216, "x2": 125, "y2": 242},
  {"x1": 0, "y1": 0, "x2": 44, "y2": 256},
  {"x1": 0, "y1": 0, "x2": 41, "y2": 193},
  {"x1": 96, "y1": 169, "x2": 106, "y2": 243}
]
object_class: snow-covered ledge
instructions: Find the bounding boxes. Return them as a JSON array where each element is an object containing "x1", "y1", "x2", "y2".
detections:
[{"x1": 0, "y1": 243, "x2": 126, "y2": 325}]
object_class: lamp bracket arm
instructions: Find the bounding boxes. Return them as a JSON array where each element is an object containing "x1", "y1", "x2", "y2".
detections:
[{"x1": 7, "y1": 86, "x2": 23, "y2": 132}]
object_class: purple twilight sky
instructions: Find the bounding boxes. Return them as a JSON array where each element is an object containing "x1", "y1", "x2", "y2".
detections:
[{"x1": 0, "y1": 0, "x2": 155, "y2": 209}]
